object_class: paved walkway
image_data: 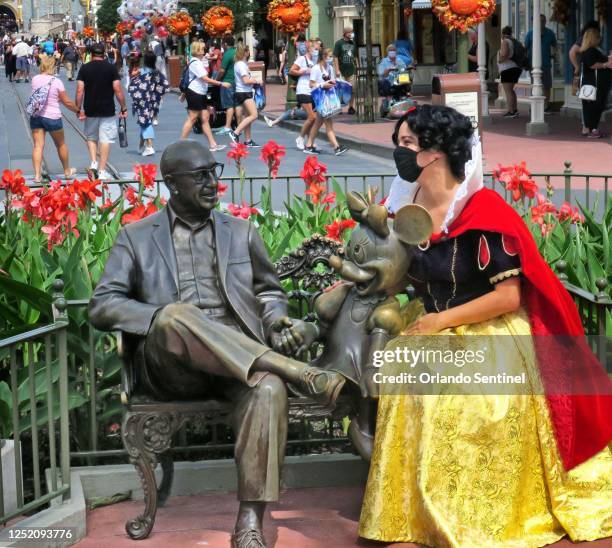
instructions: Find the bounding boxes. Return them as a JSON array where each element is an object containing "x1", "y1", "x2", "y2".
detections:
[
  {"x1": 262, "y1": 82, "x2": 612, "y2": 175},
  {"x1": 75, "y1": 486, "x2": 612, "y2": 547}
]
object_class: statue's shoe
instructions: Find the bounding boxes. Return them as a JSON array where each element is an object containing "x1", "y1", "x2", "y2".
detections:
[
  {"x1": 298, "y1": 367, "x2": 346, "y2": 410},
  {"x1": 348, "y1": 419, "x2": 374, "y2": 462},
  {"x1": 231, "y1": 528, "x2": 267, "y2": 548}
]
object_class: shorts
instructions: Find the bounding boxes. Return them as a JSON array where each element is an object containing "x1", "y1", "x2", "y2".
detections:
[
  {"x1": 234, "y1": 91, "x2": 254, "y2": 106},
  {"x1": 30, "y1": 116, "x2": 63, "y2": 132},
  {"x1": 531, "y1": 67, "x2": 552, "y2": 90},
  {"x1": 16, "y1": 56, "x2": 29, "y2": 71},
  {"x1": 340, "y1": 73, "x2": 356, "y2": 85},
  {"x1": 140, "y1": 124, "x2": 155, "y2": 140},
  {"x1": 296, "y1": 94, "x2": 314, "y2": 105},
  {"x1": 185, "y1": 88, "x2": 208, "y2": 111},
  {"x1": 500, "y1": 67, "x2": 522, "y2": 84},
  {"x1": 84, "y1": 116, "x2": 118, "y2": 144},
  {"x1": 220, "y1": 85, "x2": 236, "y2": 109}
]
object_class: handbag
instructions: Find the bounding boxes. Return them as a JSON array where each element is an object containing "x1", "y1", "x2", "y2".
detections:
[
  {"x1": 254, "y1": 86, "x2": 266, "y2": 111},
  {"x1": 311, "y1": 86, "x2": 342, "y2": 118},
  {"x1": 577, "y1": 66, "x2": 597, "y2": 101}
]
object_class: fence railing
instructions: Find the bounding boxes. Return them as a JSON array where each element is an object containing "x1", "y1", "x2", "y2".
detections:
[
  {"x1": 0, "y1": 284, "x2": 71, "y2": 525},
  {"x1": 77, "y1": 161, "x2": 609, "y2": 216}
]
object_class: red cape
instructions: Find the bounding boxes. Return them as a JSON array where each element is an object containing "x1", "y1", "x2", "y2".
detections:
[{"x1": 431, "y1": 188, "x2": 611, "y2": 470}]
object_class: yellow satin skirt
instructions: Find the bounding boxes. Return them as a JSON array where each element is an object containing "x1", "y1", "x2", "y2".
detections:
[{"x1": 359, "y1": 308, "x2": 612, "y2": 547}]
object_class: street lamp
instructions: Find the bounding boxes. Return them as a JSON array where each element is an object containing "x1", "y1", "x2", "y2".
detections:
[
  {"x1": 356, "y1": 0, "x2": 365, "y2": 17},
  {"x1": 324, "y1": 0, "x2": 335, "y2": 19}
]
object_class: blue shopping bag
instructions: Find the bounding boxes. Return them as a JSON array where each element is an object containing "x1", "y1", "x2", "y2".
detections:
[
  {"x1": 335, "y1": 79, "x2": 353, "y2": 106},
  {"x1": 254, "y1": 86, "x2": 266, "y2": 111},
  {"x1": 312, "y1": 87, "x2": 342, "y2": 118}
]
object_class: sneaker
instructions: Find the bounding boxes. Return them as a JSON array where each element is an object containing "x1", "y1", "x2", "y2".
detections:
[
  {"x1": 210, "y1": 143, "x2": 226, "y2": 152},
  {"x1": 24, "y1": 78, "x2": 29, "y2": 83},
  {"x1": 98, "y1": 169, "x2": 112, "y2": 180},
  {"x1": 214, "y1": 127, "x2": 230, "y2": 135},
  {"x1": 503, "y1": 111, "x2": 518, "y2": 118},
  {"x1": 229, "y1": 131, "x2": 239, "y2": 144},
  {"x1": 264, "y1": 115, "x2": 274, "y2": 127},
  {"x1": 138, "y1": 143, "x2": 145, "y2": 153},
  {"x1": 152, "y1": 119, "x2": 159, "y2": 126},
  {"x1": 142, "y1": 146, "x2": 155, "y2": 156},
  {"x1": 89, "y1": 160, "x2": 98, "y2": 171},
  {"x1": 295, "y1": 135, "x2": 305, "y2": 150},
  {"x1": 304, "y1": 146, "x2": 321, "y2": 155},
  {"x1": 334, "y1": 145, "x2": 348, "y2": 156},
  {"x1": 347, "y1": 106, "x2": 356, "y2": 115},
  {"x1": 245, "y1": 140, "x2": 260, "y2": 148}
]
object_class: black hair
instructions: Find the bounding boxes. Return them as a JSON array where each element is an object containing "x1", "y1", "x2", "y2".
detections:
[
  {"x1": 297, "y1": 33, "x2": 306, "y2": 42},
  {"x1": 392, "y1": 105, "x2": 474, "y2": 180},
  {"x1": 143, "y1": 50, "x2": 156, "y2": 69},
  {"x1": 580, "y1": 20, "x2": 600, "y2": 35},
  {"x1": 223, "y1": 35, "x2": 235, "y2": 47},
  {"x1": 501, "y1": 26, "x2": 513, "y2": 36}
]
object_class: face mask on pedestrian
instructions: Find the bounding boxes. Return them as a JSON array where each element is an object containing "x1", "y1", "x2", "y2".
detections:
[
  {"x1": 311, "y1": 50, "x2": 319, "y2": 62},
  {"x1": 348, "y1": 33, "x2": 355, "y2": 40},
  {"x1": 388, "y1": 50, "x2": 397, "y2": 60},
  {"x1": 326, "y1": 57, "x2": 334, "y2": 67},
  {"x1": 297, "y1": 42, "x2": 307, "y2": 56},
  {"x1": 393, "y1": 146, "x2": 438, "y2": 182}
]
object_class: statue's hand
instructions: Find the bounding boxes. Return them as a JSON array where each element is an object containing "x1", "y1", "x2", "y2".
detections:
[
  {"x1": 359, "y1": 368, "x2": 380, "y2": 399},
  {"x1": 270, "y1": 317, "x2": 319, "y2": 358}
]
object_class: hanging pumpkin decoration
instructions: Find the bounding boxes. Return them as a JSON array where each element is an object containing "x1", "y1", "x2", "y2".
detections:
[
  {"x1": 116, "y1": 20, "x2": 134, "y2": 35},
  {"x1": 151, "y1": 15, "x2": 168, "y2": 28},
  {"x1": 202, "y1": 6, "x2": 234, "y2": 37},
  {"x1": 431, "y1": 0, "x2": 495, "y2": 33},
  {"x1": 167, "y1": 12, "x2": 194, "y2": 37},
  {"x1": 267, "y1": 0, "x2": 312, "y2": 34},
  {"x1": 82, "y1": 26, "x2": 95, "y2": 38}
]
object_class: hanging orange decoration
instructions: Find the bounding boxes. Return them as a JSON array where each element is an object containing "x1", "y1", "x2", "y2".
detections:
[
  {"x1": 431, "y1": 0, "x2": 495, "y2": 33},
  {"x1": 403, "y1": 7, "x2": 413, "y2": 18},
  {"x1": 151, "y1": 15, "x2": 168, "y2": 28},
  {"x1": 116, "y1": 20, "x2": 134, "y2": 35},
  {"x1": 202, "y1": 6, "x2": 234, "y2": 37},
  {"x1": 167, "y1": 12, "x2": 194, "y2": 37},
  {"x1": 82, "y1": 26, "x2": 95, "y2": 38},
  {"x1": 267, "y1": 0, "x2": 311, "y2": 34}
]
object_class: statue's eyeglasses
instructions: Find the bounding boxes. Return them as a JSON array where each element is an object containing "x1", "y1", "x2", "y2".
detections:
[{"x1": 171, "y1": 163, "x2": 224, "y2": 183}]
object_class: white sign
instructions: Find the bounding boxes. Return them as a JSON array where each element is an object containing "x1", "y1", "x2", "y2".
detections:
[{"x1": 445, "y1": 91, "x2": 479, "y2": 133}]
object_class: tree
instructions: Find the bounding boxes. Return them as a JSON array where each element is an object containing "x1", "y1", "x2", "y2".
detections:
[{"x1": 97, "y1": 0, "x2": 122, "y2": 35}]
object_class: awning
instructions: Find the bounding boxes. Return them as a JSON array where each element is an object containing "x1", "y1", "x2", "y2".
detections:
[{"x1": 411, "y1": 0, "x2": 432, "y2": 9}]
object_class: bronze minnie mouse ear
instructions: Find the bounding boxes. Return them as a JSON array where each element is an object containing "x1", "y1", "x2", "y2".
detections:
[{"x1": 393, "y1": 204, "x2": 433, "y2": 245}]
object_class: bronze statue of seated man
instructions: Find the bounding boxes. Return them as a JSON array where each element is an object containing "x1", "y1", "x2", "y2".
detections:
[{"x1": 88, "y1": 140, "x2": 345, "y2": 548}]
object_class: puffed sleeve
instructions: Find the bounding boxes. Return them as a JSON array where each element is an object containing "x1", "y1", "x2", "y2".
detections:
[{"x1": 476, "y1": 231, "x2": 521, "y2": 285}]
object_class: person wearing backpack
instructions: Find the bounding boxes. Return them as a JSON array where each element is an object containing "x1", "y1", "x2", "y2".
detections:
[
  {"x1": 525, "y1": 15, "x2": 557, "y2": 113},
  {"x1": 497, "y1": 26, "x2": 523, "y2": 118},
  {"x1": 179, "y1": 41, "x2": 230, "y2": 151},
  {"x1": 62, "y1": 41, "x2": 79, "y2": 81},
  {"x1": 29, "y1": 54, "x2": 79, "y2": 183}
]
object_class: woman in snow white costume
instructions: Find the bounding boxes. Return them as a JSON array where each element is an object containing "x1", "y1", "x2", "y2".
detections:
[{"x1": 358, "y1": 105, "x2": 611, "y2": 547}]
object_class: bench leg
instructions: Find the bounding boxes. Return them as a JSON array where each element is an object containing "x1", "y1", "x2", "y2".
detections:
[{"x1": 122, "y1": 411, "x2": 178, "y2": 540}]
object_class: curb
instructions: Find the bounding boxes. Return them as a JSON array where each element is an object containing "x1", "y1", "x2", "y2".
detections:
[{"x1": 258, "y1": 112, "x2": 395, "y2": 160}]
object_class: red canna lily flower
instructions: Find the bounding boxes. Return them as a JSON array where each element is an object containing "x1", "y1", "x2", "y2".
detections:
[
  {"x1": 121, "y1": 200, "x2": 159, "y2": 225},
  {"x1": 1, "y1": 169, "x2": 27, "y2": 196},
  {"x1": 124, "y1": 185, "x2": 139, "y2": 206},
  {"x1": 324, "y1": 218, "x2": 357, "y2": 241},
  {"x1": 260, "y1": 140, "x2": 286, "y2": 179},
  {"x1": 557, "y1": 201, "x2": 584, "y2": 224},
  {"x1": 217, "y1": 181, "x2": 228, "y2": 197},
  {"x1": 492, "y1": 162, "x2": 538, "y2": 202},
  {"x1": 300, "y1": 156, "x2": 327, "y2": 187},
  {"x1": 322, "y1": 192, "x2": 336, "y2": 205},
  {"x1": 227, "y1": 201, "x2": 259, "y2": 219},
  {"x1": 227, "y1": 142, "x2": 249, "y2": 167},
  {"x1": 71, "y1": 179, "x2": 102, "y2": 209},
  {"x1": 305, "y1": 183, "x2": 326, "y2": 204},
  {"x1": 133, "y1": 164, "x2": 157, "y2": 190}
]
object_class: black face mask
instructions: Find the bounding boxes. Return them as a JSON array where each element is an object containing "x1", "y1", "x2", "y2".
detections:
[{"x1": 394, "y1": 146, "x2": 437, "y2": 182}]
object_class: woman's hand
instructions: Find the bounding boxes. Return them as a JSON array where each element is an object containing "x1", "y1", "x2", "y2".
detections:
[{"x1": 403, "y1": 313, "x2": 445, "y2": 335}]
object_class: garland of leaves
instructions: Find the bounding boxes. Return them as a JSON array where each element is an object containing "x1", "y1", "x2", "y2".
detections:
[
  {"x1": 596, "y1": 0, "x2": 607, "y2": 22},
  {"x1": 550, "y1": 0, "x2": 570, "y2": 25},
  {"x1": 431, "y1": 0, "x2": 496, "y2": 33}
]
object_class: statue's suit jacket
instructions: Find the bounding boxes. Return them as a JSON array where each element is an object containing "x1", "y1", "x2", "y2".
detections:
[{"x1": 88, "y1": 207, "x2": 288, "y2": 345}]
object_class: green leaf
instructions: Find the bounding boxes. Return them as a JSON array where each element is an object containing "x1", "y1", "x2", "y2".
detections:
[{"x1": 0, "y1": 276, "x2": 52, "y2": 316}]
